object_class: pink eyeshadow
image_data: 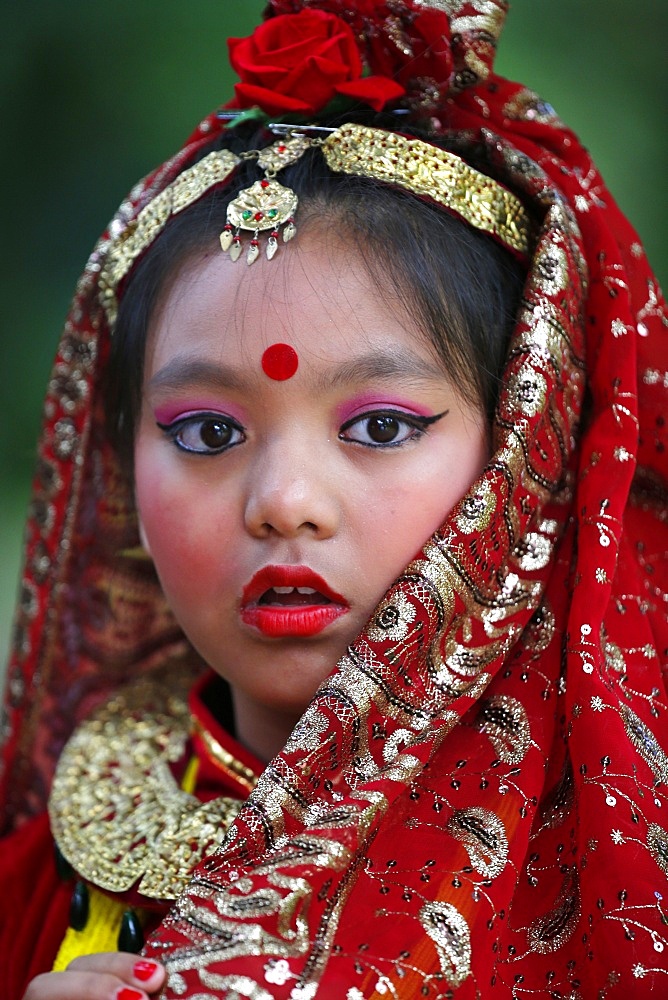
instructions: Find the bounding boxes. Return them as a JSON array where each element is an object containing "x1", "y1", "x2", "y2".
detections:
[
  {"x1": 153, "y1": 400, "x2": 246, "y2": 425},
  {"x1": 336, "y1": 393, "x2": 435, "y2": 425}
]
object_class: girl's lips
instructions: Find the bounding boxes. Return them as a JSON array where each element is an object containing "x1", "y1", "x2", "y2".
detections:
[
  {"x1": 241, "y1": 565, "x2": 349, "y2": 638},
  {"x1": 242, "y1": 565, "x2": 347, "y2": 606}
]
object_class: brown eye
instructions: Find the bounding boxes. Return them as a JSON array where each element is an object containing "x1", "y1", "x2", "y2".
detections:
[
  {"x1": 366, "y1": 415, "x2": 400, "y2": 443},
  {"x1": 199, "y1": 419, "x2": 233, "y2": 449},
  {"x1": 339, "y1": 409, "x2": 432, "y2": 448},
  {"x1": 159, "y1": 413, "x2": 245, "y2": 454}
]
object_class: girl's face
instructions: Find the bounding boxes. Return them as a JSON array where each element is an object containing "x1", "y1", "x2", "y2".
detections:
[{"x1": 135, "y1": 230, "x2": 489, "y2": 760}]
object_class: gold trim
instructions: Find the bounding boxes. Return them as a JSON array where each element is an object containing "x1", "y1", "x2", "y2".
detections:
[
  {"x1": 321, "y1": 124, "x2": 531, "y2": 256},
  {"x1": 99, "y1": 148, "x2": 241, "y2": 327},
  {"x1": 48, "y1": 675, "x2": 246, "y2": 900},
  {"x1": 192, "y1": 715, "x2": 258, "y2": 793}
]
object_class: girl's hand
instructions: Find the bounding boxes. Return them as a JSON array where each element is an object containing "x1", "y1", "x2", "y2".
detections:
[{"x1": 23, "y1": 953, "x2": 165, "y2": 999}]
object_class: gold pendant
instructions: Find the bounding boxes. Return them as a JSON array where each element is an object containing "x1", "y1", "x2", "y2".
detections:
[{"x1": 222, "y1": 178, "x2": 299, "y2": 263}]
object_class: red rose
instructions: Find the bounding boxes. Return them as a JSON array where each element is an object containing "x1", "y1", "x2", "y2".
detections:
[
  {"x1": 228, "y1": 10, "x2": 404, "y2": 116},
  {"x1": 268, "y1": 2, "x2": 454, "y2": 100}
]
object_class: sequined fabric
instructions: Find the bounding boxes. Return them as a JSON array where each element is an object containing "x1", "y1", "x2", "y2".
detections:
[{"x1": 2, "y1": 0, "x2": 667, "y2": 995}]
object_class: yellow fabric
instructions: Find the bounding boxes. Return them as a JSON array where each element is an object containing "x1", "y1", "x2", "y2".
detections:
[
  {"x1": 181, "y1": 754, "x2": 200, "y2": 794},
  {"x1": 51, "y1": 886, "x2": 127, "y2": 970},
  {"x1": 51, "y1": 755, "x2": 199, "y2": 969}
]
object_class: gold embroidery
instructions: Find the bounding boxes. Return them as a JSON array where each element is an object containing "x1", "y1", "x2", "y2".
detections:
[
  {"x1": 523, "y1": 603, "x2": 556, "y2": 654},
  {"x1": 367, "y1": 592, "x2": 418, "y2": 642},
  {"x1": 283, "y1": 704, "x2": 330, "y2": 754},
  {"x1": 455, "y1": 480, "x2": 497, "y2": 534},
  {"x1": 647, "y1": 824, "x2": 668, "y2": 876},
  {"x1": 476, "y1": 695, "x2": 531, "y2": 765},
  {"x1": 419, "y1": 901, "x2": 471, "y2": 987},
  {"x1": 528, "y1": 867, "x2": 581, "y2": 954},
  {"x1": 193, "y1": 716, "x2": 258, "y2": 793},
  {"x1": 620, "y1": 705, "x2": 668, "y2": 784},
  {"x1": 540, "y1": 757, "x2": 575, "y2": 829},
  {"x1": 99, "y1": 148, "x2": 241, "y2": 325},
  {"x1": 503, "y1": 87, "x2": 562, "y2": 126},
  {"x1": 167, "y1": 834, "x2": 353, "y2": 975},
  {"x1": 447, "y1": 806, "x2": 509, "y2": 878},
  {"x1": 200, "y1": 973, "x2": 273, "y2": 998},
  {"x1": 515, "y1": 530, "x2": 553, "y2": 572},
  {"x1": 412, "y1": 0, "x2": 454, "y2": 13},
  {"x1": 449, "y1": 0, "x2": 506, "y2": 41}
]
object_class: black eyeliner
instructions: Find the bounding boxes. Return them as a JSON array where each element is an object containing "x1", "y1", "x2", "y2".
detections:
[{"x1": 339, "y1": 408, "x2": 449, "y2": 434}]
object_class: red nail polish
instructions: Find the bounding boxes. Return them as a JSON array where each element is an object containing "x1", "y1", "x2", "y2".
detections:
[
  {"x1": 117, "y1": 989, "x2": 144, "y2": 1000},
  {"x1": 134, "y1": 960, "x2": 158, "y2": 981}
]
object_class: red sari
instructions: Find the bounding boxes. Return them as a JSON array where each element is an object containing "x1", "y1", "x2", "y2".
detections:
[{"x1": 2, "y1": 1, "x2": 667, "y2": 996}]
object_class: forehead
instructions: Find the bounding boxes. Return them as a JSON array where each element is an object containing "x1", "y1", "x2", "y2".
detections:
[{"x1": 144, "y1": 230, "x2": 444, "y2": 382}]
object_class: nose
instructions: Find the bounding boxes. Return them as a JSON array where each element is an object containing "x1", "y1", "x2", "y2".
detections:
[{"x1": 244, "y1": 442, "x2": 339, "y2": 540}]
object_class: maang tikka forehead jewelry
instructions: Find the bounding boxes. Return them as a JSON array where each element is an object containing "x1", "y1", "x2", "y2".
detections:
[
  {"x1": 219, "y1": 133, "x2": 312, "y2": 264},
  {"x1": 99, "y1": 122, "x2": 532, "y2": 327}
]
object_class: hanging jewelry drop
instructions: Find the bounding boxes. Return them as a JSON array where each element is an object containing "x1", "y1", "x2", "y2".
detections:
[{"x1": 219, "y1": 134, "x2": 312, "y2": 264}]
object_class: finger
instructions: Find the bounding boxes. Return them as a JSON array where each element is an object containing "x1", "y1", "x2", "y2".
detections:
[
  {"x1": 24, "y1": 970, "x2": 148, "y2": 1000},
  {"x1": 67, "y1": 951, "x2": 165, "y2": 993},
  {"x1": 23, "y1": 955, "x2": 166, "y2": 999},
  {"x1": 68, "y1": 953, "x2": 165, "y2": 991}
]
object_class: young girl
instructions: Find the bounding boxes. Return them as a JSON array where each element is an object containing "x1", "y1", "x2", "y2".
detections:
[{"x1": 3, "y1": 1, "x2": 667, "y2": 997}]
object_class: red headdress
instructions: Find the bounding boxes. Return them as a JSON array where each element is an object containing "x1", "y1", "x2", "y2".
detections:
[{"x1": 2, "y1": 1, "x2": 667, "y2": 995}]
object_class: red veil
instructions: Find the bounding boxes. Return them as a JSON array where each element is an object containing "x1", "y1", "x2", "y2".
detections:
[{"x1": 2, "y1": 1, "x2": 667, "y2": 995}]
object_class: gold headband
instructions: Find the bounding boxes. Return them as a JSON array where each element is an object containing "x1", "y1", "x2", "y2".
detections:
[{"x1": 99, "y1": 123, "x2": 532, "y2": 327}]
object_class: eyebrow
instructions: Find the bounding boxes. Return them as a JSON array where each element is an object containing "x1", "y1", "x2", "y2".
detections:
[
  {"x1": 148, "y1": 347, "x2": 447, "y2": 395},
  {"x1": 148, "y1": 357, "x2": 250, "y2": 394},
  {"x1": 315, "y1": 349, "x2": 447, "y2": 391}
]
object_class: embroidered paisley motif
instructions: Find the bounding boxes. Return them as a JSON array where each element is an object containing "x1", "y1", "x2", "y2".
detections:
[
  {"x1": 447, "y1": 806, "x2": 509, "y2": 879},
  {"x1": 647, "y1": 823, "x2": 668, "y2": 876},
  {"x1": 528, "y1": 867, "x2": 581, "y2": 954},
  {"x1": 419, "y1": 901, "x2": 471, "y2": 987},
  {"x1": 539, "y1": 755, "x2": 575, "y2": 829},
  {"x1": 620, "y1": 705, "x2": 668, "y2": 784},
  {"x1": 476, "y1": 695, "x2": 531, "y2": 764}
]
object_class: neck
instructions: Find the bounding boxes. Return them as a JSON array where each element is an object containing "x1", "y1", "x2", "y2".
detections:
[{"x1": 230, "y1": 689, "x2": 302, "y2": 763}]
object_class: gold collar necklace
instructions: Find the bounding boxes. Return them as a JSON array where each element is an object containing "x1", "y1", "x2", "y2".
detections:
[{"x1": 49, "y1": 675, "x2": 249, "y2": 901}]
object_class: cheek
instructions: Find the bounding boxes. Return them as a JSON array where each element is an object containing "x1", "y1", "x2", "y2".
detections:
[
  {"x1": 134, "y1": 448, "x2": 230, "y2": 599},
  {"x1": 368, "y1": 430, "x2": 488, "y2": 566},
  {"x1": 136, "y1": 479, "x2": 195, "y2": 590}
]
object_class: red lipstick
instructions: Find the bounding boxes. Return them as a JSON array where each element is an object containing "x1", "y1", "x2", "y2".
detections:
[{"x1": 241, "y1": 565, "x2": 349, "y2": 638}]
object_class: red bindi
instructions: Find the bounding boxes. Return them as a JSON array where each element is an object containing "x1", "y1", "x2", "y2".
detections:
[{"x1": 261, "y1": 343, "x2": 299, "y2": 381}]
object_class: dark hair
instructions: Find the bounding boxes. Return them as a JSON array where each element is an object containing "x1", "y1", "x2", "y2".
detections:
[{"x1": 105, "y1": 114, "x2": 527, "y2": 465}]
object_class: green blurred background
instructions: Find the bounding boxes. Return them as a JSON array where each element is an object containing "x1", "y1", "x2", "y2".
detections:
[{"x1": 2, "y1": 0, "x2": 667, "y2": 673}]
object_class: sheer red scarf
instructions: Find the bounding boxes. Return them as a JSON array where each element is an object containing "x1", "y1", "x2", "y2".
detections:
[{"x1": 2, "y1": 1, "x2": 666, "y2": 995}]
